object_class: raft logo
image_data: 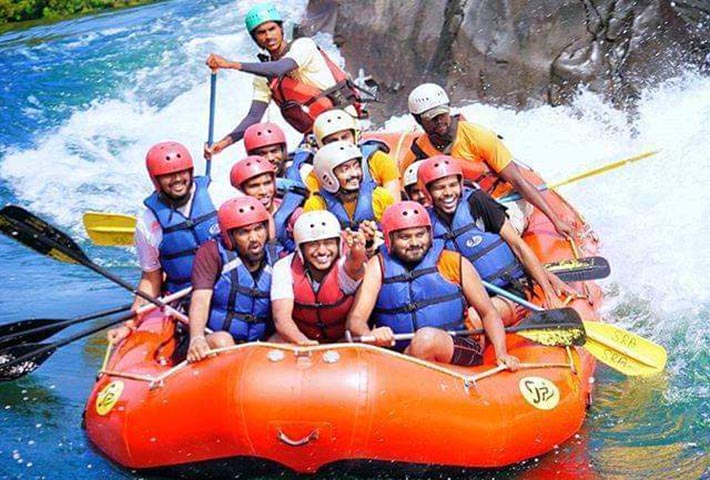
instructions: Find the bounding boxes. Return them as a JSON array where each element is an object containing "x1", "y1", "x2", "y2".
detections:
[
  {"x1": 518, "y1": 377, "x2": 560, "y2": 410},
  {"x1": 96, "y1": 380, "x2": 124, "y2": 416},
  {"x1": 466, "y1": 235, "x2": 483, "y2": 248}
]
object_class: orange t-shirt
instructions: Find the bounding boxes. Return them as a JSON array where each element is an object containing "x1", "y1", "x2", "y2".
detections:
[{"x1": 401, "y1": 121, "x2": 514, "y2": 196}]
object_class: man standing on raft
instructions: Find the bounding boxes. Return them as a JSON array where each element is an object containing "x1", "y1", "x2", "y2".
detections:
[{"x1": 204, "y1": 3, "x2": 366, "y2": 158}]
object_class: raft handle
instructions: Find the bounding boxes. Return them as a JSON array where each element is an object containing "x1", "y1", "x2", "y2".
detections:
[{"x1": 277, "y1": 429, "x2": 319, "y2": 447}]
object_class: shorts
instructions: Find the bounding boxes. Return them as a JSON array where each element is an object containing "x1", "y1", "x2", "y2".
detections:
[{"x1": 450, "y1": 336, "x2": 484, "y2": 366}]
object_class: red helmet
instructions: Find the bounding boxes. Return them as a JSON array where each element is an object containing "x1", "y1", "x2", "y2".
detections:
[
  {"x1": 418, "y1": 155, "x2": 463, "y2": 201},
  {"x1": 244, "y1": 122, "x2": 287, "y2": 153},
  {"x1": 381, "y1": 201, "x2": 431, "y2": 252},
  {"x1": 145, "y1": 142, "x2": 194, "y2": 191},
  {"x1": 230, "y1": 155, "x2": 275, "y2": 190},
  {"x1": 218, "y1": 196, "x2": 271, "y2": 249}
]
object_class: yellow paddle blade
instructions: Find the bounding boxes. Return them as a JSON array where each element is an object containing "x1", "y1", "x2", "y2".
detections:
[
  {"x1": 548, "y1": 150, "x2": 660, "y2": 190},
  {"x1": 582, "y1": 321, "x2": 667, "y2": 376},
  {"x1": 83, "y1": 212, "x2": 136, "y2": 246}
]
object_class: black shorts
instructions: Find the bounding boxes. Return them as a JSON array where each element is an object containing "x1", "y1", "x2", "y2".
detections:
[{"x1": 450, "y1": 336, "x2": 484, "y2": 366}]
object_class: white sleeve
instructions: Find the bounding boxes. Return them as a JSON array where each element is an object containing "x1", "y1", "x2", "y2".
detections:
[
  {"x1": 134, "y1": 210, "x2": 162, "y2": 273},
  {"x1": 270, "y1": 254, "x2": 296, "y2": 301},
  {"x1": 284, "y1": 37, "x2": 319, "y2": 69},
  {"x1": 337, "y1": 256, "x2": 363, "y2": 295}
]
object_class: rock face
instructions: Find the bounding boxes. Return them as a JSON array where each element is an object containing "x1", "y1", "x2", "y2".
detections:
[{"x1": 298, "y1": 0, "x2": 709, "y2": 120}]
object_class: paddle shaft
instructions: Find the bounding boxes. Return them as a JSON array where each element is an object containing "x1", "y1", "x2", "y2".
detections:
[
  {"x1": 500, "y1": 150, "x2": 660, "y2": 203},
  {"x1": 0, "y1": 303, "x2": 132, "y2": 346},
  {"x1": 205, "y1": 72, "x2": 217, "y2": 179},
  {"x1": 0, "y1": 288, "x2": 192, "y2": 375}
]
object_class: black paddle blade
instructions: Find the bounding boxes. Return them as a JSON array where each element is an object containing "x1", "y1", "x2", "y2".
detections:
[
  {"x1": 0, "y1": 205, "x2": 88, "y2": 264},
  {"x1": 512, "y1": 308, "x2": 587, "y2": 347},
  {"x1": 0, "y1": 319, "x2": 69, "y2": 347},
  {"x1": 545, "y1": 256, "x2": 611, "y2": 282},
  {"x1": 0, "y1": 344, "x2": 57, "y2": 382}
]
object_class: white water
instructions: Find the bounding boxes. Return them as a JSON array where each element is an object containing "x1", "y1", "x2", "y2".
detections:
[{"x1": 2, "y1": 0, "x2": 709, "y2": 348}]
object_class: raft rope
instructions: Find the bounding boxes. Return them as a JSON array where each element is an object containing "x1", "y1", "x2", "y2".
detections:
[{"x1": 99, "y1": 341, "x2": 578, "y2": 392}]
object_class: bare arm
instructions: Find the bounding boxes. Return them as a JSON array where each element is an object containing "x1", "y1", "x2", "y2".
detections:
[
  {"x1": 498, "y1": 220, "x2": 563, "y2": 309},
  {"x1": 131, "y1": 269, "x2": 163, "y2": 312},
  {"x1": 460, "y1": 258, "x2": 519, "y2": 369},
  {"x1": 186, "y1": 289, "x2": 213, "y2": 363},
  {"x1": 205, "y1": 100, "x2": 268, "y2": 159},
  {"x1": 272, "y1": 298, "x2": 314, "y2": 345},
  {"x1": 342, "y1": 229, "x2": 368, "y2": 281},
  {"x1": 347, "y1": 256, "x2": 381, "y2": 335},
  {"x1": 498, "y1": 162, "x2": 573, "y2": 237}
]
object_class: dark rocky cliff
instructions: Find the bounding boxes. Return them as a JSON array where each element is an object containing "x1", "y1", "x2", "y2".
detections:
[{"x1": 297, "y1": 0, "x2": 709, "y2": 121}]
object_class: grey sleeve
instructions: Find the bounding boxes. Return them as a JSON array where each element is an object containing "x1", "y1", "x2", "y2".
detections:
[
  {"x1": 239, "y1": 58, "x2": 299, "y2": 78},
  {"x1": 226, "y1": 101, "x2": 269, "y2": 143}
]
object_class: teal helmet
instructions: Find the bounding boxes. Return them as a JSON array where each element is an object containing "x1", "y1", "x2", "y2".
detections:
[{"x1": 245, "y1": 3, "x2": 283, "y2": 33}]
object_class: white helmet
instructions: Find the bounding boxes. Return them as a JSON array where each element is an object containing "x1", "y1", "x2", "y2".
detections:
[
  {"x1": 403, "y1": 160, "x2": 425, "y2": 188},
  {"x1": 408, "y1": 83, "x2": 450, "y2": 115},
  {"x1": 293, "y1": 210, "x2": 341, "y2": 260},
  {"x1": 313, "y1": 109, "x2": 358, "y2": 147},
  {"x1": 313, "y1": 140, "x2": 363, "y2": 193}
]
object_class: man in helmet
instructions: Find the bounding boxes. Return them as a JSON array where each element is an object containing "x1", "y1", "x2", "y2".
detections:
[
  {"x1": 107, "y1": 141, "x2": 220, "y2": 344},
  {"x1": 304, "y1": 140, "x2": 395, "y2": 236},
  {"x1": 204, "y1": 3, "x2": 366, "y2": 158},
  {"x1": 230, "y1": 155, "x2": 305, "y2": 252},
  {"x1": 309, "y1": 109, "x2": 401, "y2": 200},
  {"x1": 270, "y1": 210, "x2": 368, "y2": 345},
  {"x1": 418, "y1": 156, "x2": 571, "y2": 325},
  {"x1": 402, "y1": 160, "x2": 427, "y2": 205},
  {"x1": 348, "y1": 201, "x2": 520, "y2": 370},
  {"x1": 186, "y1": 197, "x2": 283, "y2": 363},
  {"x1": 403, "y1": 83, "x2": 573, "y2": 237}
]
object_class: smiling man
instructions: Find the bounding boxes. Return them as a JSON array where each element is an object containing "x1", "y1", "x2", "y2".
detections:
[{"x1": 204, "y1": 3, "x2": 365, "y2": 158}]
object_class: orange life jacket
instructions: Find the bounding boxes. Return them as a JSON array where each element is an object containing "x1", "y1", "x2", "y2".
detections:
[
  {"x1": 290, "y1": 255, "x2": 353, "y2": 342},
  {"x1": 267, "y1": 46, "x2": 365, "y2": 134}
]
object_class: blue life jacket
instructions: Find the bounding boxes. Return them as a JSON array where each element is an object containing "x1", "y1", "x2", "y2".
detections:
[
  {"x1": 428, "y1": 187, "x2": 525, "y2": 288},
  {"x1": 317, "y1": 179, "x2": 376, "y2": 230},
  {"x1": 273, "y1": 184, "x2": 307, "y2": 252},
  {"x1": 373, "y1": 240, "x2": 466, "y2": 351},
  {"x1": 283, "y1": 148, "x2": 312, "y2": 184},
  {"x1": 206, "y1": 239, "x2": 282, "y2": 342},
  {"x1": 359, "y1": 138, "x2": 389, "y2": 186},
  {"x1": 144, "y1": 176, "x2": 218, "y2": 293}
]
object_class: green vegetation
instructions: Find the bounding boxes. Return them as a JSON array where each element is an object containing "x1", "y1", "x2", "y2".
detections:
[{"x1": 0, "y1": 0, "x2": 155, "y2": 25}]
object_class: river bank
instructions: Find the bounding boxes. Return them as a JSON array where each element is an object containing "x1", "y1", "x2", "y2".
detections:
[{"x1": 0, "y1": 0, "x2": 160, "y2": 34}]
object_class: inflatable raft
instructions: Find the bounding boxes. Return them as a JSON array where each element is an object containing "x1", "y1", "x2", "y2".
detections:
[{"x1": 84, "y1": 132, "x2": 603, "y2": 474}]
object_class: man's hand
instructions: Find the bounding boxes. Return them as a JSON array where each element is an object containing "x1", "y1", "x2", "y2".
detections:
[
  {"x1": 186, "y1": 336, "x2": 211, "y2": 363},
  {"x1": 497, "y1": 353, "x2": 520, "y2": 371},
  {"x1": 343, "y1": 228, "x2": 368, "y2": 265},
  {"x1": 552, "y1": 217, "x2": 575, "y2": 239},
  {"x1": 205, "y1": 54, "x2": 239, "y2": 71},
  {"x1": 204, "y1": 138, "x2": 231, "y2": 160},
  {"x1": 366, "y1": 326, "x2": 395, "y2": 347},
  {"x1": 107, "y1": 325, "x2": 132, "y2": 344},
  {"x1": 297, "y1": 338, "x2": 319, "y2": 347}
]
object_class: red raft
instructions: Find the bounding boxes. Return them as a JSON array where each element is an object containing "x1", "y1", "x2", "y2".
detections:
[{"x1": 84, "y1": 133, "x2": 603, "y2": 474}]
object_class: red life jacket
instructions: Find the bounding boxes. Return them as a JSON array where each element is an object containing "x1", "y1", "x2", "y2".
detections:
[
  {"x1": 290, "y1": 255, "x2": 353, "y2": 342},
  {"x1": 268, "y1": 46, "x2": 365, "y2": 134}
]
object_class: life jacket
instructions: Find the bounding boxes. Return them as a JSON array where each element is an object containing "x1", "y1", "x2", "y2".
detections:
[
  {"x1": 358, "y1": 138, "x2": 390, "y2": 186},
  {"x1": 428, "y1": 187, "x2": 525, "y2": 287},
  {"x1": 265, "y1": 45, "x2": 366, "y2": 134},
  {"x1": 373, "y1": 240, "x2": 467, "y2": 351},
  {"x1": 291, "y1": 255, "x2": 353, "y2": 342},
  {"x1": 144, "y1": 176, "x2": 218, "y2": 293},
  {"x1": 284, "y1": 148, "x2": 313, "y2": 184},
  {"x1": 316, "y1": 179, "x2": 376, "y2": 230},
  {"x1": 273, "y1": 183, "x2": 307, "y2": 253},
  {"x1": 206, "y1": 240, "x2": 282, "y2": 342}
]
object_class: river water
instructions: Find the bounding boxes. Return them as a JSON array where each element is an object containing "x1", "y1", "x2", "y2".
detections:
[{"x1": 0, "y1": 1, "x2": 708, "y2": 478}]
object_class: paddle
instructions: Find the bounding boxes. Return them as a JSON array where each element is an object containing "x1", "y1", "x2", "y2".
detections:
[
  {"x1": 0, "y1": 205, "x2": 187, "y2": 322},
  {"x1": 483, "y1": 280, "x2": 667, "y2": 376},
  {"x1": 205, "y1": 71, "x2": 217, "y2": 179},
  {"x1": 357, "y1": 307, "x2": 586, "y2": 347},
  {"x1": 0, "y1": 288, "x2": 191, "y2": 382},
  {"x1": 500, "y1": 150, "x2": 660, "y2": 203},
  {"x1": 0, "y1": 303, "x2": 132, "y2": 348},
  {"x1": 544, "y1": 256, "x2": 610, "y2": 282},
  {"x1": 82, "y1": 211, "x2": 136, "y2": 246}
]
